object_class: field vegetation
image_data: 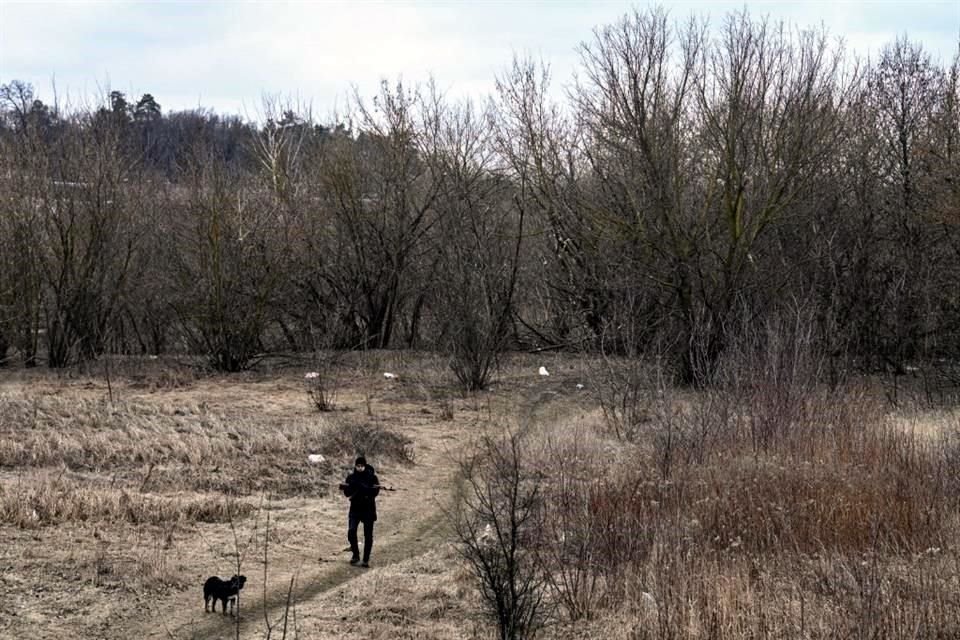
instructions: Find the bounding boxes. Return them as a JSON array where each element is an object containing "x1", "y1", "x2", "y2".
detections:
[
  {"x1": 0, "y1": 348, "x2": 957, "y2": 639},
  {"x1": 0, "y1": 4, "x2": 958, "y2": 638}
]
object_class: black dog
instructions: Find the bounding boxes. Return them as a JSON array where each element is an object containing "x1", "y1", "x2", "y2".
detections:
[{"x1": 203, "y1": 574, "x2": 247, "y2": 616}]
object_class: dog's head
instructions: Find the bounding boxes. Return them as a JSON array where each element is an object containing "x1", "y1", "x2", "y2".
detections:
[{"x1": 230, "y1": 575, "x2": 247, "y2": 591}]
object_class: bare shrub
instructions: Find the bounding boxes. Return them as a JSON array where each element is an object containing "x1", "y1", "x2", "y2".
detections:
[
  {"x1": 302, "y1": 347, "x2": 353, "y2": 412},
  {"x1": 650, "y1": 385, "x2": 948, "y2": 555},
  {"x1": 432, "y1": 98, "x2": 524, "y2": 392},
  {"x1": 319, "y1": 419, "x2": 415, "y2": 465},
  {"x1": 121, "y1": 357, "x2": 196, "y2": 390},
  {"x1": 533, "y1": 429, "x2": 608, "y2": 621},
  {"x1": 564, "y1": 384, "x2": 957, "y2": 634},
  {"x1": 640, "y1": 306, "x2": 852, "y2": 476},
  {"x1": 715, "y1": 306, "x2": 826, "y2": 454},
  {"x1": 449, "y1": 427, "x2": 547, "y2": 639},
  {"x1": 650, "y1": 386, "x2": 745, "y2": 479},
  {"x1": 531, "y1": 426, "x2": 686, "y2": 624},
  {"x1": 592, "y1": 355, "x2": 661, "y2": 443},
  {"x1": 303, "y1": 369, "x2": 336, "y2": 412},
  {"x1": 439, "y1": 399, "x2": 455, "y2": 421},
  {"x1": 592, "y1": 352, "x2": 740, "y2": 478}
]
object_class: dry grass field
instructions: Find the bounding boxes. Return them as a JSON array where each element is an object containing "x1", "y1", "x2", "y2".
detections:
[{"x1": 0, "y1": 352, "x2": 958, "y2": 639}]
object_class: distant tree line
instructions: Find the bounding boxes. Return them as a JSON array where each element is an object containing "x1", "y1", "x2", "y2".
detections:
[{"x1": 0, "y1": 8, "x2": 957, "y2": 387}]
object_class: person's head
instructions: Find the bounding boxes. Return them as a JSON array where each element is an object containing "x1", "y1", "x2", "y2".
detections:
[{"x1": 355, "y1": 456, "x2": 367, "y2": 471}]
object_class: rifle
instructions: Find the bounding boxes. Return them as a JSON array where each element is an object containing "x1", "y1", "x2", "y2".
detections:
[{"x1": 339, "y1": 483, "x2": 402, "y2": 492}]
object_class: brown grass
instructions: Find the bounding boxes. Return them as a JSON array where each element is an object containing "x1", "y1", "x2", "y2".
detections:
[
  {"x1": 0, "y1": 352, "x2": 957, "y2": 639},
  {"x1": 0, "y1": 471, "x2": 255, "y2": 528},
  {"x1": 0, "y1": 391, "x2": 338, "y2": 497},
  {"x1": 529, "y1": 362, "x2": 960, "y2": 638}
]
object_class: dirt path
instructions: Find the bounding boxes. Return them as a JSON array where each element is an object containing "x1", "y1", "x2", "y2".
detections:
[
  {"x1": 0, "y1": 361, "x2": 586, "y2": 640},
  {"x1": 127, "y1": 398, "x2": 469, "y2": 640},
  {"x1": 147, "y1": 504, "x2": 451, "y2": 640}
]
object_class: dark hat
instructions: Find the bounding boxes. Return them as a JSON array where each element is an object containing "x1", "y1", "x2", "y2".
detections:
[{"x1": 355, "y1": 456, "x2": 367, "y2": 466}]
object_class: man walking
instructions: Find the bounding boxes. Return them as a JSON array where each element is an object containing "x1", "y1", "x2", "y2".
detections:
[{"x1": 340, "y1": 456, "x2": 380, "y2": 567}]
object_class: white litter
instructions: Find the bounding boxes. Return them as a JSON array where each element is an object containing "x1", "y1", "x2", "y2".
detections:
[
  {"x1": 576, "y1": 383, "x2": 584, "y2": 390},
  {"x1": 304, "y1": 371, "x2": 320, "y2": 379},
  {"x1": 383, "y1": 372, "x2": 397, "y2": 379},
  {"x1": 477, "y1": 523, "x2": 495, "y2": 546},
  {"x1": 538, "y1": 366, "x2": 549, "y2": 376},
  {"x1": 640, "y1": 591, "x2": 658, "y2": 616},
  {"x1": 307, "y1": 454, "x2": 325, "y2": 464}
]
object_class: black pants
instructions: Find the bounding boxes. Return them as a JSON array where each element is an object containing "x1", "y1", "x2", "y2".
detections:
[{"x1": 348, "y1": 515, "x2": 374, "y2": 562}]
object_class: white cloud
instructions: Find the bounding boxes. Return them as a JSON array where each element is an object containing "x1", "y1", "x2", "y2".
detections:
[{"x1": 2, "y1": 1, "x2": 956, "y2": 119}]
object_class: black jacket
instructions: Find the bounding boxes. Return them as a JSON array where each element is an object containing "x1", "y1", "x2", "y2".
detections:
[{"x1": 341, "y1": 465, "x2": 380, "y2": 522}]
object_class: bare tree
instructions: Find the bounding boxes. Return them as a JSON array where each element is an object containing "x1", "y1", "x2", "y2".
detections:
[
  {"x1": 492, "y1": 56, "x2": 597, "y2": 347},
  {"x1": 867, "y1": 38, "x2": 956, "y2": 373},
  {"x1": 170, "y1": 131, "x2": 285, "y2": 371},
  {"x1": 0, "y1": 88, "x2": 145, "y2": 367},
  {"x1": 573, "y1": 7, "x2": 705, "y2": 364},
  {"x1": 565, "y1": 8, "x2": 855, "y2": 383},
  {"x1": 431, "y1": 98, "x2": 523, "y2": 390},
  {"x1": 0, "y1": 83, "x2": 54, "y2": 365},
  {"x1": 316, "y1": 81, "x2": 444, "y2": 349},
  {"x1": 815, "y1": 38, "x2": 958, "y2": 386},
  {"x1": 248, "y1": 98, "x2": 324, "y2": 352}
]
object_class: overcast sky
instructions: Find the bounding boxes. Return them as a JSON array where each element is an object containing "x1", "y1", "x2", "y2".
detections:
[{"x1": 1, "y1": 1, "x2": 958, "y2": 121}]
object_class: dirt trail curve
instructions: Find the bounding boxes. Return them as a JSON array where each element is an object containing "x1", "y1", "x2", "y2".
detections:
[
  {"x1": 125, "y1": 405, "x2": 475, "y2": 639},
  {"x1": 122, "y1": 384, "x2": 564, "y2": 640},
  {"x1": 151, "y1": 506, "x2": 449, "y2": 640}
]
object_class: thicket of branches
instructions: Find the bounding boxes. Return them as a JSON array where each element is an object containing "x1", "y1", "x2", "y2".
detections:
[{"x1": 1, "y1": 8, "x2": 957, "y2": 387}]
